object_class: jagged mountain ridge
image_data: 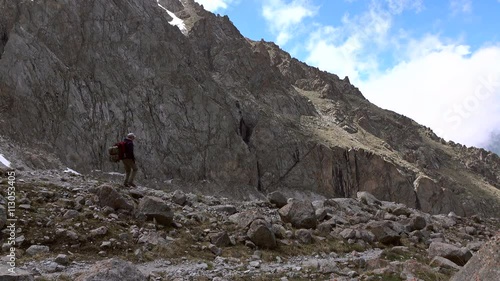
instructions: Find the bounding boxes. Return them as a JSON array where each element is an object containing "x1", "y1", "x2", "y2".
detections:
[{"x1": 0, "y1": 0, "x2": 499, "y2": 217}]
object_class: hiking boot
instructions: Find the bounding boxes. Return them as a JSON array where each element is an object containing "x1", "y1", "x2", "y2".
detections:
[{"x1": 129, "y1": 182, "x2": 137, "y2": 187}]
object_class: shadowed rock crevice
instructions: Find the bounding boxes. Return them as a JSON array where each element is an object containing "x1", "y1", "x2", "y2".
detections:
[
  {"x1": 239, "y1": 118, "x2": 253, "y2": 145},
  {"x1": 415, "y1": 190, "x2": 422, "y2": 210},
  {"x1": 0, "y1": 32, "x2": 7, "y2": 59},
  {"x1": 256, "y1": 160, "x2": 262, "y2": 191},
  {"x1": 335, "y1": 149, "x2": 357, "y2": 197}
]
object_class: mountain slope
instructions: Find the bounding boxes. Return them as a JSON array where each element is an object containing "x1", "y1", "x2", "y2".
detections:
[{"x1": 0, "y1": 0, "x2": 499, "y2": 217}]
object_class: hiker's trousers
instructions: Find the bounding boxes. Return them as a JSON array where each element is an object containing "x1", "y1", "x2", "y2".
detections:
[{"x1": 122, "y1": 159, "x2": 138, "y2": 184}]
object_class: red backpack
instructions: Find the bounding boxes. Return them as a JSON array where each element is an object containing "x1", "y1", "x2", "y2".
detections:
[{"x1": 108, "y1": 141, "x2": 126, "y2": 162}]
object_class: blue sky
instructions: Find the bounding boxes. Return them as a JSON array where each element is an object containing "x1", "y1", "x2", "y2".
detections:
[{"x1": 192, "y1": 0, "x2": 500, "y2": 148}]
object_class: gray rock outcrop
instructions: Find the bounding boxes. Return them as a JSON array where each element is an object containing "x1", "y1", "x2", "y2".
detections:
[
  {"x1": 246, "y1": 219, "x2": 277, "y2": 249},
  {"x1": 267, "y1": 191, "x2": 288, "y2": 208},
  {"x1": 279, "y1": 200, "x2": 317, "y2": 229},
  {"x1": 26, "y1": 245, "x2": 50, "y2": 256},
  {"x1": 357, "y1": 191, "x2": 381, "y2": 206},
  {"x1": 74, "y1": 258, "x2": 147, "y2": 281},
  {"x1": 406, "y1": 215, "x2": 427, "y2": 232},
  {"x1": 136, "y1": 196, "x2": 174, "y2": 226},
  {"x1": 91, "y1": 184, "x2": 134, "y2": 211},
  {"x1": 365, "y1": 221, "x2": 401, "y2": 245},
  {"x1": 430, "y1": 256, "x2": 461, "y2": 271},
  {"x1": 451, "y1": 234, "x2": 500, "y2": 280},
  {"x1": 0, "y1": 264, "x2": 34, "y2": 281},
  {"x1": 428, "y1": 242, "x2": 473, "y2": 266},
  {"x1": 209, "y1": 231, "x2": 232, "y2": 247},
  {"x1": 229, "y1": 210, "x2": 266, "y2": 229}
]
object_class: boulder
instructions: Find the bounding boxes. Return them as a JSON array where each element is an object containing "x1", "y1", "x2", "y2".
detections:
[
  {"x1": 326, "y1": 198, "x2": 374, "y2": 220},
  {"x1": 247, "y1": 219, "x2": 277, "y2": 249},
  {"x1": 466, "y1": 241, "x2": 483, "y2": 252},
  {"x1": 75, "y1": 258, "x2": 146, "y2": 281},
  {"x1": 92, "y1": 184, "x2": 134, "y2": 211},
  {"x1": 358, "y1": 229, "x2": 376, "y2": 243},
  {"x1": 229, "y1": 210, "x2": 266, "y2": 228},
  {"x1": 267, "y1": 191, "x2": 288, "y2": 208},
  {"x1": 340, "y1": 228, "x2": 356, "y2": 239},
  {"x1": 136, "y1": 196, "x2": 174, "y2": 226},
  {"x1": 406, "y1": 215, "x2": 427, "y2": 232},
  {"x1": 128, "y1": 189, "x2": 145, "y2": 200},
  {"x1": 430, "y1": 256, "x2": 461, "y2": 271},
  {"x1": 414, "y1": 175, "x2": 465, "y2": 216},
  {"x1": 271, "y1": 224, "x2": 287, "y2": 239},
  {"x1": 433, "y1": 214, "x2": 457, "y2": 229},
  {"x1": 209, "y1": 244, "x2": 222, "y2": 256},
  {"x1": 390, "y1": 205, "x2": 412, "y2": 217},
  {"x1": 316, "y1": 220, "x2": 335, "y2": 236},
  {"x1": 464, "y1": 226, "x2": 476, "y2": 235},
  {"x1": 90, "y1": 226, "x2": 108, "y2": 237},
  {"x1": 428, "y1": 242, "x2": 472, "y2": 266},
  {"x1": 365, "y1": 221, "x2": 400, "y2": 245},
  {"x1": 0, "y1": 264, "x2": 34, "y2": 281},
  {"x1": 279, "y1": 200, "x2": 317, "y2": 229},
  {"x1": 451, "y1": 234, "x2": 500, "y2": 281},
  {"x1": 295, "y1": 229, "x2": 313, "y2": 244},
  {"x1": 315, "y1": 208, "x2": 328, "y2": 221},
  {"x1": 63, "y1": 210, "x2": 80, "y2": 219},
  {"x1": 357, "y1": 191, "x2": 381, "y2": 206},
  {"x1": 213, "y1": 205, "x2": 238, "y2": 215},
  {"x1": 171, "y1": 190, "x2": 186, "y2": 205},
  {"x1": 137, "y1": 231, "x2": 169, "y2": 248},
  {"x1": 55, "y1": 254, "x2": 70, "y2": 265},
  {"x1": 26, "y1": 245, "x2": 49, "y2": 256},
  {"x1": 209, "y1": 231, "x2": 232, "y2": 247}
]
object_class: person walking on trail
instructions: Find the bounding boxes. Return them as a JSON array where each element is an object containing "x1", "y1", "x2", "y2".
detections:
[{"x1": 123, "y1": 133, "x2": 138, "y2": 187}]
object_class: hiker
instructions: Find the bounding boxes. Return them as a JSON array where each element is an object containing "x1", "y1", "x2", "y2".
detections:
[{"x1": 123, "y1": 133, "x2": 138, "y2": 187}]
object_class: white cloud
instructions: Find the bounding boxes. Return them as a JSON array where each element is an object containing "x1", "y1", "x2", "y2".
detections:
[
  {"x1": 194, "y1": 0, "x2": 233, "y2": 12},
  {"x1": 386, "y1": 0, "x2": 424, "y2": 14},
  {"x1": 305, "y1": 2, "x2": 393, "y2": 82},
  {"x1": 360, "y1": 38, "x2": 500, "y2": 146},
  {"x1": 262, "y1": 0, "x2": 318, "y2": 46},
  {"x1": 306, "y1": 27, "x2": 376, "y2": 82},
  {"x1": 302, "y1": 1, "x2": 500, "y2": 147},
  {"x1": 449, "y1": 0, "x2": 472, "y2": 14}
]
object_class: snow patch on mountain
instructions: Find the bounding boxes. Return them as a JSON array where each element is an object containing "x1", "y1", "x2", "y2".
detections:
[
  {"x1": 0, "y1": 153, "x2": 11, "y2": 167},
  {"x1": 64, "y1": 167, "x2": 81, "y2": 175},
  {"x1": 157, "y1": 0, "x2": 188, "y2": 35}
]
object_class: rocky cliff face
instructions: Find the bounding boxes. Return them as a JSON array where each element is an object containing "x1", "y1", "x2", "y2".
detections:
[{"x1": 1, "y1": 0, "x2": 500, "y2": 217}]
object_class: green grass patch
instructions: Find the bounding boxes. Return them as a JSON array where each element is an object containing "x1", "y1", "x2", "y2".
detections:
[
  {"x1": 413, "y1": 268, "x2": 450, "y2": 281},
  {"x1": 275, "y1": 238, "x2": 368, "y2": 258}
]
